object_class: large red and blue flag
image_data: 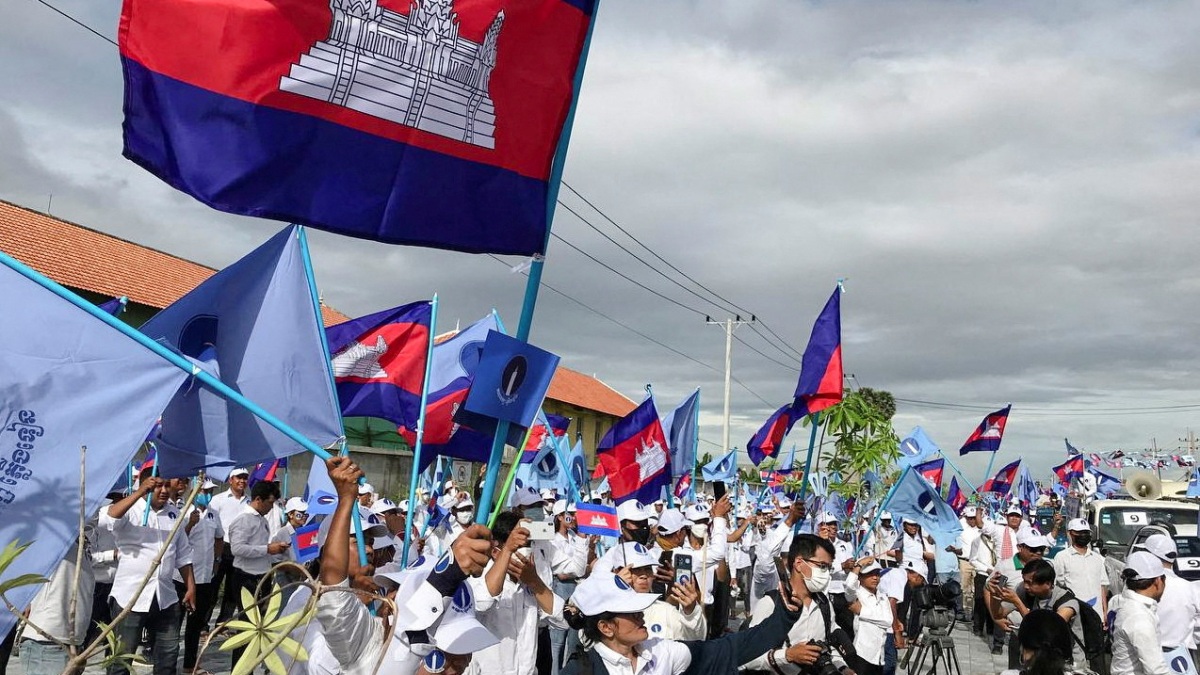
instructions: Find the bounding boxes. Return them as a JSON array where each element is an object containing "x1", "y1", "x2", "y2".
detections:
[
  {"x1": 1052, "y1": 455, "x2": 1085, "y2": 485},
  {"x1": 980, "y1": 459, "x2": 1020, "y2": 495},
  {"x1": 327, "y1": 301, "x2": 432, "y2": 430},
  {"x1": 792, "y1": 287, "x2": 844, "y2": 417},
  {"x1": 119, "y1": 0, "x2": 596, "y2": 255},
  {"x1": 596, "y1": 398, "x2": 671, "y2": 505},
  {"x1": 946, "y1": 477, "x2": 968, "y2": 515},
  {"x1": 914, "y1": 457, "x2": 945, "y2": 490},
  {"x1": 958, "y1": 405, "x2": 1011, "y2": 455},
  {"x1": 747, "y1": 404, "x2": 797, "y2": 466}
]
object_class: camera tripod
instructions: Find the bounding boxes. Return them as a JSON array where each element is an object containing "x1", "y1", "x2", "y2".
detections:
[{"x1": 901, "y1": 626, "x2": 962, "y2": 675}]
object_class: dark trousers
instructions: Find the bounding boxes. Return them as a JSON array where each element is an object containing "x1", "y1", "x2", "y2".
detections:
[
  {"x1": 213, "y1": 551, "x2": 237, "y2": 624},
  {"x1": 0, "y1": 624, "x2": 16, "y2": 674},
  {"x1": 230, "y1": 571, "x2": 266, "y2": 670},
  {"x1": 107, "y1": 597, "x2": 181, "y2": 675},
  {"x1": 176, "y1": 581, "x2": 216, "y2": 668},
  {"x1": 883, "y1": 637, "x2": 898, "y2": 675},
  {"x1": 832, "y1": 592, "x2": 856, "y2": 640},
  {"x1": 86, "y1": 581, "x2": 114, "y2": 650},
  {"x1": 536, "y1": 626, "x2": 552, "y2": 675},
  {"x1": 1008, "y1": 633, "x2": 1021, "y2": 669},
  {"x1": 853, "y1": 654, "x2": 884, "y2": 675},
  {"x1": 706, "y1": 579, "x2": 731, "y2": 639},
  {"x1": 973, "y1": 575, "x2": 989, "y2": 634}
]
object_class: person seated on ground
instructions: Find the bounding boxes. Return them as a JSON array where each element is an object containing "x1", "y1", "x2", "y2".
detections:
[
  {"x1": 999, "y1": 609, "x2": 1093, "y2": 675},
  {"x1": 560, "y1": 567, "x2": 804, "y2": 675},
  {"x1": 314, "y1": 456, "x2": 496, "y2": 675}
]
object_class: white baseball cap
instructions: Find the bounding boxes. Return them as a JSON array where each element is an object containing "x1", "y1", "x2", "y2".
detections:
[
  {"x1": 372, "y1": 534, "x2": 396, "y2": 550},
  {"x1": 879, "y1": 511, "x2": 892, "y2": 521},
  {"x1": 552, "y1": 499, "x2": 569, "y2": 516},
  {"x1": 1017, "y1": 531, "x2": 1051, "y2": 549},
  {"x1": 777, "y1": 497, "x2": 793, "y2": 509},
  {"x1": 370, "y1": 498, "x2": 402, "y2": 515},
  {"x1": 901, "y1": 517, "x2": 918, "y2": 526},
  {"x1": 284, "y1": 497, "x2": 309, "y2": 513},
  {"x1": 617, "y1": 542, "x2": 659, "y2": 569},
  {"x1": 201, "y1": 479, "x2": 218, "y2": 490},
  {"x1": 453, "y1": 495, "x2": 475, "y2": 510},
  {"x1": 1133, "y1": 533, "x2": 1178, "y2": 562},
  {"x1": 818, "y1": 512, "x2": 838, "y2": 524},
  {"x1": 859, "y1": 561, "x2": 884, "y2": 576},
  {"x1": 616, "y1": 500, "x2": 651, "y2": 522},
  {"x1": 540, "y1": 488, "x2": 556, "y2": 501},
  {"x1": 656, "y1": 509, "x2": 687, "y2": 535},
  {"x1": 432, "y1": 582, "x2": 501, "y2": 654},
  {"x1": 683, "y1": 504, "x2": 710, "y2": 522},
  {"x1": 1124, "y1": 551, "x2": 1167, "y2": 581},
  {"x1": 1004, "y1": 505, "x2": 1022, "y2": 516},
  {"x1": 358, "y1": 482, "x2": 375, "y2": 495},
  {"x1": 1067, "y1": 518, "x2": 1090, "y2": 532},
  {"x1": 512, "y1": 486, "x2": 545, "y2": 507},
  {"x1": 571, "y1": 572, "x2": 660, "y2": 616},
  {"x1": 961, "y1": 506, "x2": 978, "y2": 518},
  {"x1": 228, "y1": 468, "x2": 250, "y2": 478},
  {"x1": 902, "y1": 560, "x2": 927, "y2": 582}
]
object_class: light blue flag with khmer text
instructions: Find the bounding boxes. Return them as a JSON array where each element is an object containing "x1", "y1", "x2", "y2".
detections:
[
  {"x1": 0, "y1": 259, "x2": 190, "y2": 640},
  {"x1": 140, "y1": 226, "x2": 343, "y2": 480}
]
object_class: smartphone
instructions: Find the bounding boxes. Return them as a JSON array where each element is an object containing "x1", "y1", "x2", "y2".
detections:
[
  {"x1": 673, "y1": 553, "x2": 693, "y2": 586},
  {"x1": 713, "y1": 481, "x2": 727, "y2": 501},
  {"x1": 659, "y1": 550, "x2": 673, "y2": 568},
  {"x1": 524, "y1": 520, "x2": 554, "y2": 540}
]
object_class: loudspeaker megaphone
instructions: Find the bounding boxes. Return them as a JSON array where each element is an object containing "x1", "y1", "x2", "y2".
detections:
[{"x1": 1125, "y1": 471, "x2": 1161, "y2": 501}]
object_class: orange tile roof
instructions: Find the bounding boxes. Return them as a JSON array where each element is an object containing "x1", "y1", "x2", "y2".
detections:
[
  {"x1": 0, "y1": 200, "x2": 349, "y2": 326},
  {"x1": 433, "y1": 329, "x2": 636, "y2": 418}
]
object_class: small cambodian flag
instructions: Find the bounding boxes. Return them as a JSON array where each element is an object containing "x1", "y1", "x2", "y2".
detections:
[
  {"x1": 576, "y1": 503, "x2": 619, "y2": 537},
  {"x1": 292, "y1": 522, "x2": 320, "y2": 563}
]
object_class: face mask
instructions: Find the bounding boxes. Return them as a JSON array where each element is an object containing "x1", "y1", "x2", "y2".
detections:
[
  {"x1": 455, "y1": 510, "x2": 474, "y2": 526},
  {"x1": 1072, "y1": 533, "x2": 1092, "y2": 547},
  {"x1": 629, "y1": 523, "x2": 651, "y2": 545},
  {"x1": 194, "y1": 493, "x2": 211, "y2": 508},
  {"x1": 804, "y1": 565, "x2": 831, "y2": 593},
  {"x1": 690, "y1": 523, "x2": 708, "y2": 540}
]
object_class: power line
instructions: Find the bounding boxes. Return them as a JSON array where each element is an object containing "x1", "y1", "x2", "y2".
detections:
[
  {"x1": 486, "y1": 255, "x2": 774, "y2": 406},
  {"x1": 30, "y1": 0, "x2": 117, "y2": 47}
]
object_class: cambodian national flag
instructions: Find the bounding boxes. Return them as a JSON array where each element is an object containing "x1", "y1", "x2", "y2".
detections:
[
  {"x1": 1065, "y1": 438, "x2": 1081, "y2": 456},
  {"x1": 792, "y1": 287, "x2": 844, "y2": 418},
  {"x1": 596, "y1": 398, "x2": 671, "y2": 505},
  {"x1": 958, "y1": 405, "x2": 1011, "y2": 455},
  {"x1": 519, "y1": 413, "x2": 569, "y2": 464},
  {"x1": 576, "y1": 502, "x2": 619, "y2": 538},
  {"x1": 673, "y1": 473, "x2": 693, "y2": 500},
  {"x1": 980, "y1": 459, "x2": 1020, "y2": 495},
  {"x1": 249, "y1": 457, "x2": 285, "y2": 486},
  {"x1": 747, "y1": 405, "x2": 797, "y2": 466},
  {"x1": 1052, "y1": 455, "x2": 1085, "y2": 485},
  {"x1": 292, "y1": 523, "x2": 320, "y2": 563},
  {"x1": 119, "y1": 0, "x2": 597, "y2": 256},
  {"x1": 914, "y1": 458, "x2": 945, "y2": 490},
  {"x1": 327, "y1": 301, "x2": 432, "y2": 430},
  {"x1": 946, "y1": 477, "x2": 968, "y2": 516}
]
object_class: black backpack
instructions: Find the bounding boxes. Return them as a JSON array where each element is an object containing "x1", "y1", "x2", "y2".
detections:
[{"x1": 1051, "y1": 589, "x2": 1108, "y2": 670}]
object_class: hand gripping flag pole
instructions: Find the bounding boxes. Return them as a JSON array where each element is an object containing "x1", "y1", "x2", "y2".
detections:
[
  {"x1": 402, "y1": 295, "x2": 439, "y2": 564},
  {"x1": 0, "y1": 248, "x2": 339, "y2": 465},
  {"x1": 476, "y1": 1, "x2": 603, "y2": 524}
]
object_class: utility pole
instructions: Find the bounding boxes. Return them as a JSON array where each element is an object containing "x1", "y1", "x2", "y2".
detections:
[{"x1": 706, "y1": 314, "x2": 754, "y2": 456}]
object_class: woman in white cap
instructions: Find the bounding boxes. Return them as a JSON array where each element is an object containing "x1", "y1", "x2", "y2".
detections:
[
  {"x1": 1109, "y1": 551, "x2": 1170, "y2": 675},
  {"x1": 845, "y1": 558, "x2": 890, "y2": 675},
  {"x1": 562, "y1": 569, "x2": 802, "y2": 675}
]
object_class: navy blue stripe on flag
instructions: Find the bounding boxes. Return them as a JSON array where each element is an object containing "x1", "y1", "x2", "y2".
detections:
[
  {"x1": 122, "y1": 59, "x2": 549, "y2": 256},
  {"x1": 560, "y1": 0, "x2": 596, "y2": 14}
]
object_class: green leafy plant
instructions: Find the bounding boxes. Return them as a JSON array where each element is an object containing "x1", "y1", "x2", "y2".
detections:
[
  {"x1": 0, "y1": 540, "x2": 49, "y2": 597},
  {"x1": 815, "y1": 388, "x2": 901, "y2": 497},
  {"x1": 221, "y1": 587, "x2": 311, "y2": 675}
]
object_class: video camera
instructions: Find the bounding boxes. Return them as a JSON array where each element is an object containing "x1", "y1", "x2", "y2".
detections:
[{"x1": 909, "y1": 581, "x2": 961, "y2": 633}]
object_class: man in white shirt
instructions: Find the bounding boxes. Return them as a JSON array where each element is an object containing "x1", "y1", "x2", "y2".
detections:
[
  {"x1": 1132, "y1": 534, "x2": 1200, "y2": 670},
  {"x1": 1111, "y1": 551, "x2": 1171, "y2": 675},
  {"x1": 890, "y1": 518, "x2": 934, "y2": 572},
  {"x1": 679, "y1": 498, "x2": 731, "y2": 638},
  {"x1": 871, "y1": 512, "x2": 898, "y2": 565},
  {"x1": 879, "y1": 560, "x2": 927, "y2": 675},
  {"x1": 208, "y1": 467, "x2": 249, "y2": 625},
  {"x1": 102, "y1": 473, "x2": 195, "y2": 675},
  {"x1": 227, "y1": 480, "x2": 286, "y2": 667},
  {"x1": 948, "y1": 507, "x2": 981, "y2": 624},
  {"x1": 467, "y1": 510, "x2": 565, "y2": 675},
  {"x1": 175, "y1": 480, "x2": 224, "y2": 671},
  {"x1": 980, "y1": 505, "x2": 1030, "y2": 578},
  {"x1": 435, "y1": 493, "x2": 476, "y2": 553},
  {"x1": 1052, "y1": 518, "x2": 1108, "y2": 618},
  {"x1": 549, "y1": 499, "x2": 588, "y2": 675},
  {"x1": 590, "y1": 499, "x2": 656, "y2": 576},
  {"x1": 752, "y1": 500, "x2": 805, "y2": 610},
  {"x1": 17, "y1": 538, "x2": 94, "y2": 675}
]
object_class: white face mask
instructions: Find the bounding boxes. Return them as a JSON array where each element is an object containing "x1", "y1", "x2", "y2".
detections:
[
  {"x1": 804, "y1": 565, "x2": 832, "y2": 593},
  {"x1": 690, "y1": 523, "x2": 708, "y2": 540},
  {"x1": 455, "y1": 510, "x2": 474, "y2": 526}
]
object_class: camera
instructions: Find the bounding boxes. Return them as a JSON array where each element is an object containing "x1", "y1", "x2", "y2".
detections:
[
  {"x1": 909, "y1": 581, "x2": 961, "y2": 633},
  {"x1": 802, "y1": 632, "x2": 854, "y2": 675}
]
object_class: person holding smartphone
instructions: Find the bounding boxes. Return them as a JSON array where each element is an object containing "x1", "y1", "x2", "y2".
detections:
[{"x1": 615, "y1": 542, "x2": 707, "y2": 640}]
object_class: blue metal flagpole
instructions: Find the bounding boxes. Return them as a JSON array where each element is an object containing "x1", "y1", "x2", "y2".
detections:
[
  {"x1": 0, "y1": 249, "x2": 338, "y2": 465},
  {"x1": 982, "y1": 451, "x2": 999, "y2": 489},
  {"x1": 937, "y1": 449, "x2": 980, "y2": 494},
  {"x1": 797, "y1": 412, "x2": 822, "y2": 501},
  {"x1": 142, "y1": 446, "x2": 159, "y2": 526},
  {"x1": 476, "y1": 0, "x2": 602, "y2": 525},
  {"x1": 296, "y1": 228, "x2": 368, "y2": 569},
  {"x1": 403, "y1": 295, "x2": 439, "y2": 563},
  {"x1": 854, "y1": 466, "x2": 911, "y2": 556}
]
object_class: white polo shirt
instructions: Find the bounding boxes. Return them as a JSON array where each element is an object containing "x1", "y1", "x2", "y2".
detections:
[{"x1": 102, "y1": 499, "x2": 193, "y2": 612}]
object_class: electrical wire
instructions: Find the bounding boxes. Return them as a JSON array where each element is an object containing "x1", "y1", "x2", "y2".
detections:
[{"x1": 30, "y1": 0, "x2": 117, "y2": 47}]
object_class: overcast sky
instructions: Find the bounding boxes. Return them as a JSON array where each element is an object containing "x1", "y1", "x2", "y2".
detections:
[{"x1": 4, "y1": 0, "x2": 1200, "y2": 484}]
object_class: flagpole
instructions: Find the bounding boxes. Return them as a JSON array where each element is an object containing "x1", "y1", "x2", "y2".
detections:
[
  {"x1": 936, "y1": 449, "x2": 980, "y2": 494},
  {"x1": 797, "y1": 413, "x2": 822, "y2": 501},
  {"x1": 854, "y1": 466, "x2": 911, "y2": 556},
  {"x1": 401, "y1": 295, "x2": 439, "y2": 564},
  {"x1": 488, "y1": 421, "x2": 541, "y2": 528},
  {"x1": 0, "y1": 249, "x2": 339, "y2": 466},
  {"x1": 142, "y1": 447, "x2": 158, "y2": 526},
  {"x1": 296, "y1": 227, "x2": 368, "y2": 568},
  {"x1": 690, "y1": 390, "x2": 700, "y2": 504},
  {"x1": 982, "y1": 451, "x2": 999, "y2": 488},
  {"x1": 476, "y1": 1, "x2": 602, "y2": 526}
]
